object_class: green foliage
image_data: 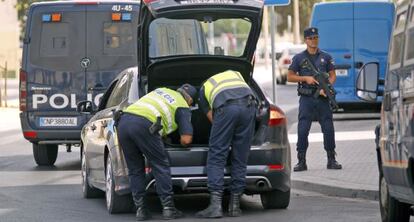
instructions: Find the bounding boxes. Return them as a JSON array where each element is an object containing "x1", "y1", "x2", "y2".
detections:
[{"x1": 16, "y1": 0, "x2": 50, "y2": 40}]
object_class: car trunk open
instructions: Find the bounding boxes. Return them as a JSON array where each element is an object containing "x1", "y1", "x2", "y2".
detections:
[{"x1": 145, "y1": 57, "x2": 269, "y2": 147}]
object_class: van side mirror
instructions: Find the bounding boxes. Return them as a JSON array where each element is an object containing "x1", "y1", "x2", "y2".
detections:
[
  {"x1": 383, "y1": 93, "x2": 392, "y2": 112},
  {"x1": 356, "y1": 62, "x2": 379, "y2": 102},
  {"x1": 77, "y1": 100, "x2": 94, "y2": 114}
]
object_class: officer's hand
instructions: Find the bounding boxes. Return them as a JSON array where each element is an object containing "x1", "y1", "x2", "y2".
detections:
[
  {"x1": 303, "y1": 76, "x2": 319, "y2": 85},
  {"x1": 180, "y1": 135, "x2": 193, "y2": 147},
  {"x1": 319, "y1": 89, "x2": 327, "y2": 97}
]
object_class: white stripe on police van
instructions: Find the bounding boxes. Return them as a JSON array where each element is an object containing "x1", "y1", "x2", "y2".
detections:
[{"x1": 288, "y1": 130, "x2": 375, "y2": 143}]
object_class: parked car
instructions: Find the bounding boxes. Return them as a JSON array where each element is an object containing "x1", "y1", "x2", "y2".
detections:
[
  {"x1": 312, "y1": 1, "x2": 395, "y2": 111},
  {"x1": 277, "y1": 44, "x2": 306, "y2": 84},
  {"x1": 79, "y1": 0, "x2": 291, "y2": 214},
  {"x1": 356, "y1": 0, "x2": 414, "y2": 221},
  {"x1": 19, "y1": 0, "x2": 139, "y2": 166}
]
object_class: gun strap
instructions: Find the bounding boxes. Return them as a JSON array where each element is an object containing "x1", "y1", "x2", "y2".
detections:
[{"x1": 303, "y1": 50, "x2": 320, "y2": 72}]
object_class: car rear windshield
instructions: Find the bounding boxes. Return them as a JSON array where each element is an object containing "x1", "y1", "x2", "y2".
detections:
[{"x1": 148, "y1": 17, "x2": 252, "y2": 58}]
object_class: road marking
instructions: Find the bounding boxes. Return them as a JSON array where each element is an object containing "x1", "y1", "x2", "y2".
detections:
[
  {"x1": 0, "y1": 171, "x2": 80, "y2": 187},
  {"x1": 288, "y1": 130, "x2": 375, "y2": 143}
]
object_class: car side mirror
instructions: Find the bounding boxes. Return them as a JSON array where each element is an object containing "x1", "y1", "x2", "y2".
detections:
[
  {"x1": 214, "y1": 46, "x2": 224, "y2": 55},
  {"x1": 356, "y1": 62, "x2": 379, "y2": 102},
  {"x1": 77, "y1": 100, "x2": 94, "y2": 114}
]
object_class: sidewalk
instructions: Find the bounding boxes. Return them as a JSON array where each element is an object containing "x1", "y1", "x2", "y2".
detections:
[{"x1": 289, "y1": 124, "x2": 379, "y2": 201}]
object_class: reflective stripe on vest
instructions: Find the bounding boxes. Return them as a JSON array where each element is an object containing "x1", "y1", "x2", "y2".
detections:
[
  {"x1": 124, "y1": 88, "x2": 189, "y2": 136},
  {"x1": 203, "y1": 70, "x2": 249, "y2": 108}
]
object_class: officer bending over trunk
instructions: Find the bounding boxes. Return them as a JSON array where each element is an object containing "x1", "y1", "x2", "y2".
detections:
[
  {"x1": 117, "y1": 84, "x2": 197, "y2": 221},
  {"x1": 196, "y1": 70, "x2": 256, "y2": 218}
]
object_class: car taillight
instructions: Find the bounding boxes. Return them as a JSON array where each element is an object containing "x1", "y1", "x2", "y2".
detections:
[
  {"x1": 268, "y1": 105, "x2": 286, "y2": 126},
  {"x1": 283, "y1": 58, "x2": 291, "y2": 65},
  {"x1": 23, "y1": 131, "x2": 37, "y2": 139},
  {"x1": 267, "y1": 164, "x2": 284, "y2": 171},
  {"x1": 19, "y1": 69, "x2": 27, "y2": 112}
]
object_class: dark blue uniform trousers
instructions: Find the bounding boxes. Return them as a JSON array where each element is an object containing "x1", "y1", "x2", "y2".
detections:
[
  {"x1": 297, "y1": 95, "x2": 335, "y2": 153},
  {"x1": 207, "y1": 103, "x2": 256, "y2": 193},
  {"x1": 117, "y1": 113, "x2": 172, "y2": 199}
]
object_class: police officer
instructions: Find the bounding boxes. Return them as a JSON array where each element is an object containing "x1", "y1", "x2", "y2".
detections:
[
  {"x1": 117, "y1": 84, "x2": 197, "y2": 221},
  {"x1": 195, "y1": 70, "x2": 256, "y2": 218},
  {"x1": 287, "y1": 27, "x2": 342, "y2": 171}
]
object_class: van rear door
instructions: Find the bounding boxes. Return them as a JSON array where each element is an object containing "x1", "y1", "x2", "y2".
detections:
[
  {"x1": 25, "y1": 4, "x2": 88, "y2": 131},
  {"x1": 85, "y1": 3, "x2": 138, "y2": 106}
]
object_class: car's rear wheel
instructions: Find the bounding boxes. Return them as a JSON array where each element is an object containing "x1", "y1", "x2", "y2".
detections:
[
  {"x1": 33, "y1": 143, "x2": 58, "y2": 166},
  {"x1": 106, "y1": 154, "x2": 133, "y2": 214},
  {"x1": 379, "y1": 174, "x2": 411, "y2": 222},
  {"x1": 260, "y1": 189, "x2": 290, "y2": 209},
  {"x1": 81, "y1": 146, "x2": 104, "y2": 198}
]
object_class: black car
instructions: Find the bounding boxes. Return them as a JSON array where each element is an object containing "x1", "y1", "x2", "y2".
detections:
[
  {"x1": 79, "y1": 0, "x2": 291, "y2": 214},
  {"x1": 357, "y1": 0, "x2": 414, "y2": 221}
]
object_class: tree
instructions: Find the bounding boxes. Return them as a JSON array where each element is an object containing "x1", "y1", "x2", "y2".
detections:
[{"x1": 15, "y1": 0, "x2": 48, "y2": 40}]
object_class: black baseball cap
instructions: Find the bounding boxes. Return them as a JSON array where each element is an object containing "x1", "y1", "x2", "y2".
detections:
[{"x1": 304, "y1": 27, "x2": 318, "y2": 38}]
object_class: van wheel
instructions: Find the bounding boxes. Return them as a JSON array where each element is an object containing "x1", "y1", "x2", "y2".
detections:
[
  {"x1": 260, "y1": 189, "x2": 290, "y2": 209},
  {"x1": 81, "y1": 146, "x2": 104, "y2": 198},
  {"x1": 379, "y1": 173, "x2": 411, "y2": 222},
  {"x1": 106, "y1": 154, "x2": 133, "y2": 214},
  {"x1": 33, "y1": 143, "x2": 58, "y2": 166}
]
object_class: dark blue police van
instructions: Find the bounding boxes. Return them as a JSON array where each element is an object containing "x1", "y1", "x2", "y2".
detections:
[
  {"x1": 357, "y1": 0, "x2": 414, "y2": 221},
  {"x1": 311, "y1": 1, "x2": 395, "y2": 111},
  {"x1": 19, "y1": 0, "x2": 139, "y2": 166}
]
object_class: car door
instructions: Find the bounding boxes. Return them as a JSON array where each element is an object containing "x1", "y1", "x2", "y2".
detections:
[{"x1": 88, "y1": 72, "x2": 131, "y2": 183}]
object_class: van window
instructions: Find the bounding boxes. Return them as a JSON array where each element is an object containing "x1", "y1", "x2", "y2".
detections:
[
  {"x1": 40, "y1": 23, "x2": 69, "y2": 57},
  {"x1": 103, "y1": 22, "x2": 134, "y2": 56},
  {"x1": 389, "y1": 10, "x2": 408, "y2": 67}
]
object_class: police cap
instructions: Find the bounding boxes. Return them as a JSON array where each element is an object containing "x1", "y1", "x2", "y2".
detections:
[
  {"x1": 304, "y1": 27, "x2": 318, "y2": 38},
  {"x1": 178, "y1": 83, "x2": 197, "y2": 103}
]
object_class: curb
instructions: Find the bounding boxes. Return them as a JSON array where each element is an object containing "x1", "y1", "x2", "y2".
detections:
[{"x1": 291, "y1": 179, "x2": 378, "y2": 201}]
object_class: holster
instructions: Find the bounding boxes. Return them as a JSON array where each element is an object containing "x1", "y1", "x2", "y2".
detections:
[
  {"x1": 113, "y1": 109, "x2": 123, "y2": 127},
  {"x1": 149, "y1": 116, "x2": 162, "y2": 135},
  {"x1": 297, "y1": 87, "x2": 315, "y2": 96}
]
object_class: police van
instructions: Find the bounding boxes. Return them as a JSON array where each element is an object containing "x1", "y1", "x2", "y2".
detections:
[
  {"x1": 20, "y1": 0, "x2": 139, "y2": 166},
  {"x1": 311, "y1": 1, "x2": 395, "y2": 111},
  {"x1": 357, "y1": 0, "x2": 414, "y2": 221}
]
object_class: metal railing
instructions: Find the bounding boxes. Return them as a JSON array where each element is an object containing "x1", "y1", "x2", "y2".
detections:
[{"x1": 0, "y1": 62, "x2": 8, "y2": 107}]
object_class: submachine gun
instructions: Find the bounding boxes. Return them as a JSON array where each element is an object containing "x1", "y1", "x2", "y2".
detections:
[{"x1": 300, "y1": 58, "x2": 339, "y2": 111}]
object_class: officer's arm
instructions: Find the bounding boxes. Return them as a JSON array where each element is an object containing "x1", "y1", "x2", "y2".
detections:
[
  {"x1": 175, "y1": 108, "x2": 193, "y2": 147},
  {"x1": 287, "y1": 70, "x2": 317, "y2": 85},
  {"x1": 206, "y1": 110, "x2": 213, "y2": 123},
  {"x1": 198, "y1": 87, "x2": 213, "y2": 122},
  {"x1": 328, "y1": 70, "x2": 336, "y2": 85}
]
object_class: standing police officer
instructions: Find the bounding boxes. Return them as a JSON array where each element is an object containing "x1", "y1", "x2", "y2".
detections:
[
  {"x1": 117, "y1": 84, "x2": 197, "y2": 221},
  {"x1": 195, "y1": 70, "x2": 256, "y2": 218},
  {"x1": 287, "y1": 27, "x2": 342, "y2": 172}
]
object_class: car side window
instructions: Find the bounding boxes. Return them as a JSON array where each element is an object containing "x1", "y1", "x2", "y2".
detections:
[
  {"x1": 105, "y1": 74, "x2": 130, "y2": 108},
  {"x1": 389, "y1": 8, "x2": 408, "y2": 70}
]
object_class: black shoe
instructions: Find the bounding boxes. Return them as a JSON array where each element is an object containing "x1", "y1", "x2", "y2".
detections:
[
  {"x1": 228, "y1": 193, "x2": 242, "y2": 217},
  {"x1": 327, "y1": 151, "x2": 342, "y2": 170},
  {"x1": 133, "y1": 196, "x2": 151, "y2": 221},
  {"x1": 160, "y1": 196, "x2": 183, "y2": 220},
  {"x1": 195, "y1": 191, "x2": 223, "y2": 218},
  {"x1": 294, "y1": 152, "x2": 307, "y2": 172}
]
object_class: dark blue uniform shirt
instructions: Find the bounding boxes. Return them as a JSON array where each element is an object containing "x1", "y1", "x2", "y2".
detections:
[
  {"x1": 288, "y1": 49, "x2": 335, "y2": 88},
  {"x1": 198, "y1": 86, "x2": 252, "y2": 114},
  {"x1": 175, "y1": 108, "x2": 193, "y2": 135}
]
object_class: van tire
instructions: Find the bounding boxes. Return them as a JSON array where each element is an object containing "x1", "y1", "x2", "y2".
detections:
[
  {"x1": 379, "y1": 174, "x2": 411, "y2": 222},
  {"x1": 260, "y1": 189, "x2": 290, "y2": 209},
  {"x1": 33, "y1": 143, "x2": 58, "y2": 166}
]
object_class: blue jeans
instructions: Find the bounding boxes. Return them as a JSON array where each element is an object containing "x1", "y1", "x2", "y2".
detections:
[
  {"x1": 207, "y1": 103, "x2": 256, "y2": 193},
  {"x1": 117, "y1": 113, "x2": 172, "y2": 199},
  {"x1": 297, "y1": 96, "x2": 335, "y2": 153}
]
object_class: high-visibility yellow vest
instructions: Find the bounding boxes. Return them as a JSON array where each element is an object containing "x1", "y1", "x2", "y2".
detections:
[
  {"x1": 203, "y1": 70, "x2": 250, "y2": 109},
  {"x1": 124, "y1": 88, "x2": 189, "y2": 136}
]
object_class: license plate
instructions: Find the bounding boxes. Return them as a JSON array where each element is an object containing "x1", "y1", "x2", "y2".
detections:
[
  {"x1": 39, "y1": 117, "x2": 77, "y2": 127},
  {"x1": 335, "y1": 69, "x2": 348, "y2": 76}
]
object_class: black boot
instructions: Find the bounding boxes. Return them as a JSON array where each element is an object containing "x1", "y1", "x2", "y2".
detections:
[
  {"x1": 195, "y1": 191, "x2": 223, "y2": 218},
  {"x1": 228, "y1": 193, "x2": 242, "y2": 217},
  {"x1": 160, "y1": 196, "x2": 183, "y2": 220},
  {"x1": 294, "y1": 152, "x2": 307, "y2": 172},
  {"x1": 327, "y1": 150, "x2": 342, "y2": 170},
  {"x1": 133, "y1": 196, "x2": 151, "y2": 221}
]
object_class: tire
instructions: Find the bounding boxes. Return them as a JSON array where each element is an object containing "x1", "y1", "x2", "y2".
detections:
[
  {"x1": 260, "y1": 189, "x2": 290, "y2": 209},
  {"x1": 379, "y1": 174, "x2": 411, "y2": 222},
  {"x1": 81, "y1": 146, "x2": 104, "y2": 198},
  {"x1": 106, "y1": 154, "x2": 134, "y2": 214},
  {"x1": 33, "y1": 143, "x2": 58, "y2": 166}
]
